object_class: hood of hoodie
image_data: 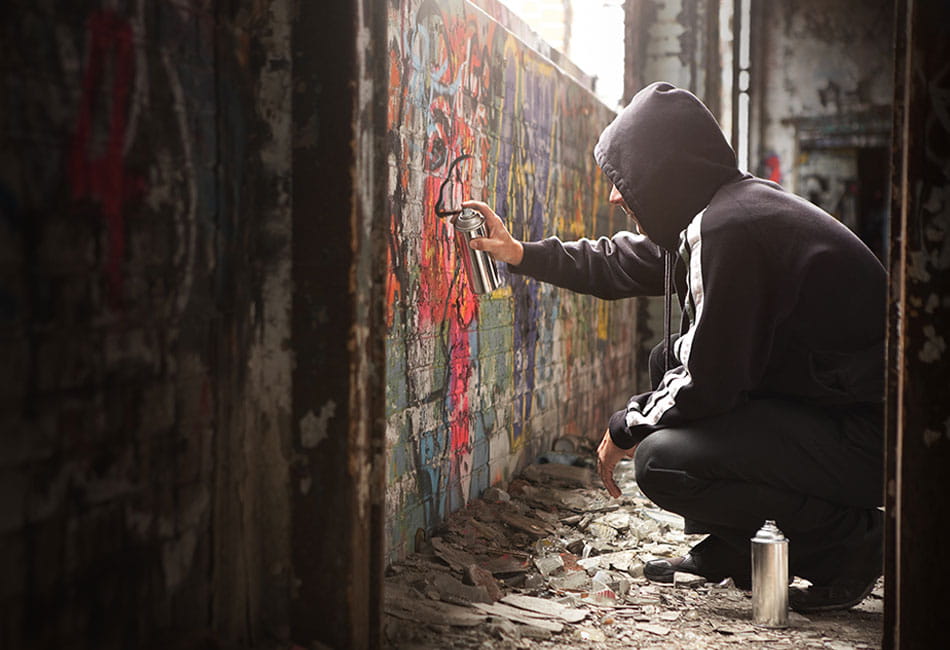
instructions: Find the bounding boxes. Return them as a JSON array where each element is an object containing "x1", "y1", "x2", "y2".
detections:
[{"x1": 594, "y1": 82, "x2": 740, "y2": 251}]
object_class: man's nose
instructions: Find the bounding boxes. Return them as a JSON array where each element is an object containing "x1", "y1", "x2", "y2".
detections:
[{"x1": 609, "y1": 186, "x2": 623, "y2": 204}]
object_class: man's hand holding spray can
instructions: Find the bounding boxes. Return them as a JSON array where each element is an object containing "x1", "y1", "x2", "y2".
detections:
[{"x1": 435, "y1": 153, "x2": 523, "y2": 294}]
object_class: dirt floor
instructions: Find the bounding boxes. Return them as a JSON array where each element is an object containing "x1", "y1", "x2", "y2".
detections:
[{"x1": 383, "y1": 448, "x2": 883, "y2": 649}]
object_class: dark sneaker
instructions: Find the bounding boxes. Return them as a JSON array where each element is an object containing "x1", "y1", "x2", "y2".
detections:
[
  {"x1": 789, "y1": 575, "x2": 878, "y2": 613},
  {"x1": 789, "y1": 514, "x2": 883, "y2": 613},
  {"x1": 643, "y1": 536, "x2": 751, "y2": 589}
]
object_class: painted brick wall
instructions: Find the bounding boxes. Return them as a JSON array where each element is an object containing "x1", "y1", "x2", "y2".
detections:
[
  {"x1": 384, "y1": 0, "x2": 639, "y2": 560},
  {"x1": 0, "y1": 1, "x2": 292, "y2": 646}
]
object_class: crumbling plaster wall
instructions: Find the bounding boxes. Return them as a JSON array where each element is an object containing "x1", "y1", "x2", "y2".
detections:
[
  {"x1": 384, "y1": 0, "x2": 639, "y2": 559},
  {"x1": 0, "y1": 1, "x2": 292, "y2": 646},
  {"x1": 752, "y1": 0, "x2": 894, "y2": 193}
]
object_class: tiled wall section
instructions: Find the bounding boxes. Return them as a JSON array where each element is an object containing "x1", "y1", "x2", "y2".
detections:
[{"x1": 385, "y1": 0, "x2": 640, "y2": 560}]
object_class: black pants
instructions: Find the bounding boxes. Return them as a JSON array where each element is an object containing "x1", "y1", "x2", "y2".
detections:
[{"x1": 634, "y1": 339, "x2": 884, "y2": 584}]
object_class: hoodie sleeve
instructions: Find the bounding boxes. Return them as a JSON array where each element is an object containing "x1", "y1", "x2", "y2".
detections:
[
  {"x1": 608, "y1": 210, "x2": 786, "y2": 449},
  {"x1": 508, "y1": 231, "x2": 666, "y2": 299}
]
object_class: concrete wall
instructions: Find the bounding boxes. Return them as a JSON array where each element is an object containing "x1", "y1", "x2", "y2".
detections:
[
  {"x1": 751, "y1": 0, "x2": 893, "y2": 194},
  {"x1": 384, "y1": 0, "x2": 638, "y2": 559},
  {"x1": 0, "y1": 1, "x2": 293, "y2": 646}
]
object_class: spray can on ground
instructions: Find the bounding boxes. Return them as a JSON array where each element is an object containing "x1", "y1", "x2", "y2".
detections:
[
  {"x1": 751, "y1": 520, "x2": 789, "y2": 628},
  {"x1": 452, "y1": 207, "x2": 500, "y2": 295}
]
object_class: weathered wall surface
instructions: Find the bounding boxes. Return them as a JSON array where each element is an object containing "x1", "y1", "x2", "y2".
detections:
[
  {"x1": 0, "y1": 1, "x2": 292, "y2": 646},
  {"x1": 384, "y1": 0, "x2": 638, "y2": 559},
  {"x1": 752, "y1": 0, "x2": 893, "y2": 194}
]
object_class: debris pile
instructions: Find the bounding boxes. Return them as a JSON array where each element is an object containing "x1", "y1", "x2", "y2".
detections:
[{"x1": 384, "y1": 445, "x2": 883, "y2": 649}]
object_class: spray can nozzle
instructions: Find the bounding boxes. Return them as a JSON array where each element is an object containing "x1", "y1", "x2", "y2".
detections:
[{"x1": 435, "y1": 153, "x2": 473, "y2": 219}]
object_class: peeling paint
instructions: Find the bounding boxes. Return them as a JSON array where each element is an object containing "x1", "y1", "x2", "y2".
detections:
[
  {"x1": 919, "y1": 325, "x2": 946, "y2": 363},
  {"x1": 300, "y1": 401, "x2": 336, "y2": 449}
]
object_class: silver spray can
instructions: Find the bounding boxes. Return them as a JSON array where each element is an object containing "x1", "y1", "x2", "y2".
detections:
[
  {"x1": 751, "y1": 520, "x2": 789, "y2": 628},
  {"x1": 452, "y1": 207, "x2": 500, "y2": 295}
]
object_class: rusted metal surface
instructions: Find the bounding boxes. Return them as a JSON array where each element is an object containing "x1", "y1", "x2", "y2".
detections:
[{"x1": 885, "y1": 0, "x2": 950, "y2": 647}]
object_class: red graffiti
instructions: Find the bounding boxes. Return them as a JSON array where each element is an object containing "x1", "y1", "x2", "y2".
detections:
[
  {"x1": 762, "y1": 154, "x2": 782, "y2": 184},
  {"x1": 69, "y1": 10, "x2": 144, "y2": 307}
]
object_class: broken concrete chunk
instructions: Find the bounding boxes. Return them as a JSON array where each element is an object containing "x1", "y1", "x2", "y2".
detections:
[
  {"x1": 565, "y1": 539, "x2": 586, "y2": 556},
  {"x1": 586, "y1": 521, "x2": 619, "y2": 542},
  {"x1": 549, "y1": 570, "x2": 591, "y2": 592},
  {"x1": 499, "y1": 510, "x2": 554, "y2": 538},
  {"x1": 500, "y1": 594, "x2": 588, "y2": 623},
  {"x1": 463, "y1": 564, "x2": 503, "y2": 602},
  {"x1": 430, "y1": 537, "x2": 477, "y2": 572},
  {"x1": 483, "y1": 486, "x2": 511, "y2": 503},
  {"x1": 597, "y1": 511, "x2": 633, "y2": 532},
  {"x1": 431, "y1": 572, "x2": 492, "y2": 604},
  {"x1": 636, "y1": 622, "x2": 671, "y2": 636},
  {"x1": 641, "y1": 507, "x2": 684, "y2": 529},
  {"x1": 581, "y1": 580, "x2": 618, "y2": 606},
  {"x1": 673, "y1": 571, "x2": 706, "y2": 588},
  {"x1": 480, "y1": 555, "x2": 529, "y2": 576},
  {"x1": 385, "y1": 585, "x2": 487, "y2": 628},
  {"x1": 533, "y1": 555, "x2": 564, "y2": 576},
  {"x1": 473, "y1": 602, "x2": 565, "y2": 633},
  {"x1": 576, "y1": 626, "x2": 607, "y2": 642}
]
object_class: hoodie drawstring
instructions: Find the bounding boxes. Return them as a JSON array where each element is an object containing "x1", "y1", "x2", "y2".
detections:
[{"x1": 663, "y1": 251, "x2": 675, "y2": 372}]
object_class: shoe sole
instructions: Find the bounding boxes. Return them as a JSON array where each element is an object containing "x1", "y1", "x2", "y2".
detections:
[{"x1": 789, "y1": 580, "x2": 877, "y2": 613}]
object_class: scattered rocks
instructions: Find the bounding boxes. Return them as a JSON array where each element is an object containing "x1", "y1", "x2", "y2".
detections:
[{"x1": 383, "y1": 456, "x2": 884, "y2": 649}]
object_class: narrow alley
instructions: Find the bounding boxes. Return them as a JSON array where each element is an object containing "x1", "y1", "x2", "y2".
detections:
[{"x1": 0, "y1": 1, "x2": 948, "y2": 650}]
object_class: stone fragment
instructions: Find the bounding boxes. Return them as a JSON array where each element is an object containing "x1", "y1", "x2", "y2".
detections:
[
  {"x1": 480, "y1": 555, "x2": 529, "y2": 576},
  {"x1": 472, "y1": 602, "x2": 565, "y2": 633},
  {"x1": 483, "y1": 486, "x2": 511, "y2": 503},
  {"x1": 581, "y1": 579, "x2": 618, "y2": 606},
  {"x1": 641, "y1": 507, "x2": 685, "y2": 529},
  {"x1": 587, "y1": 521, "x2": 618, "y2": 541},
  {"x1": 500, "y1": 594, "x2": 588, "y2": 623},
  {"x1": 555, "y1": 551, "x2": 576, "y2": 569},
  {"x1": 430, "y1": 537, "x2": 477, "y2": 572},
  {"x1": 577, "y1": 555, "x2": 605, "y2": 572},
  {"x1": 636, "y1": 622, "x2": 671, "y2": 636},
  {"x1": 385, "y1": 584, "x2": 487, "y2": 627},
  {"x1": 673, "y1": 571, "x2": 706, "y2": 588},
  {"x1": 431, "y1": 572, "x2": 492, "y2": 604},
  {"x1": 577, "y1": 627, "x2": 607, "y2": 642},
  {"x1": 524, "y1": 573, "x2": 545, "y2": 590},
  {"x1": 464, "y1": 563, "x2": 503, "y2": 602},
  {"x1": 565, "y1": 539, "x2": 586, "y2": 555},
  {"x1": 533, "y1": 555, "x2": 564, "y2": 576},
  {"x1": 499, "y1": 510, "x2": 553, "y2": 538},
  {"x1": 597, "y1": 511, "x2": 633, "y2": 532},
  {"x1": 549, "y1": 570, "x2": 591, "y2": 592}
]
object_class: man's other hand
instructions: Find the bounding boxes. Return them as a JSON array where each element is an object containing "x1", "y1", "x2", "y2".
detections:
[
  {"x1": 461, "y1": 200, "x2": 525, "y2": 266},
  {"x1": 596, "y1": 429, "x2": 636, "y2": 498}
]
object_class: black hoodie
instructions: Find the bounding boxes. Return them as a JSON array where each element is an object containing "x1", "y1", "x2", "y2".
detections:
[{"x1": 510, "y1": 82, "x2": 885, "y2": 448}]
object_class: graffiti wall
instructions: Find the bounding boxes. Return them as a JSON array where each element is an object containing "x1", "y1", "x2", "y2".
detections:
[{"x1": 384, "y1": 0, "x2": 640, "y2": 559}]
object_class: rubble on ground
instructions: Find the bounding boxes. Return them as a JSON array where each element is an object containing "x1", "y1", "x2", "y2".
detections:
[{"x1": 384, "y1": 439, "x2": 884, "y2": 649}]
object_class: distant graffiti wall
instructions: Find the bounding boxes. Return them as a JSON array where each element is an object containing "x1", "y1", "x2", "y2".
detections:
[{"x1": 384, "y1": 0, "x2": 639, "y2": 559}]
